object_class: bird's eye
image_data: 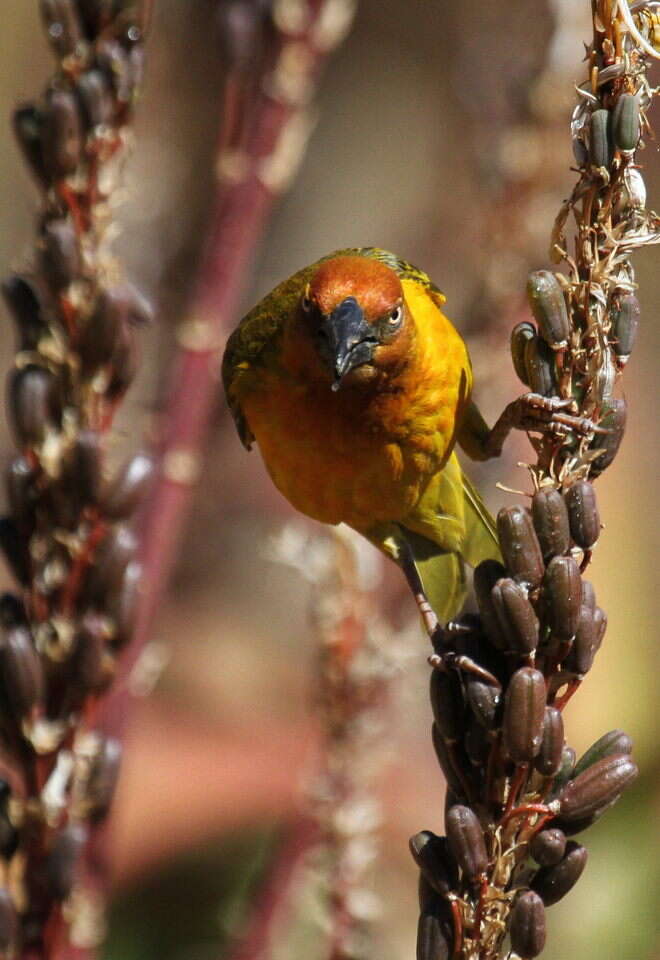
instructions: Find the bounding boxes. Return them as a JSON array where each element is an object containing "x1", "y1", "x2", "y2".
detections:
[
  {"x1": 301, "y1": 289, "x2": 312, "y2": 313},
  {"x1": 387, "y1": 305, "x2": 403, "y2": 328}
]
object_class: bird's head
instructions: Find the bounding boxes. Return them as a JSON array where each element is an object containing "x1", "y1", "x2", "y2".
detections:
[{"x1": 292, "y1": 255, "x2": 413, "y2": 390}]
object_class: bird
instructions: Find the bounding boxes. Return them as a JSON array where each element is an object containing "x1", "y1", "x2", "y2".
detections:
[{"x1": 222, "y1": 247, "x2": 513, "y2": 624}]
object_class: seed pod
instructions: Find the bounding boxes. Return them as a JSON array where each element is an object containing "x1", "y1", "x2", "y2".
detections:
[
  {"x1": 491, "y1": 578, "x2": 539, "y2": 654},
  {"x1": 13, "y1": 104, "x2": 49, "y2": 186},
  {"x1": 565, "y1": 482, "x2": 600, "y2": 550},
  {"x1": 75, "y1": 69, "x2": 114, "y2": 129},
  {"x1": 559, "y1": 754, "x2": 638, "y2": 822},
  {"x1": 591, "y1": 397, "x2": 626, "y2": 475},
  {"x1": 85, "y1": 525, "x2": 138, "y2": 604},
  {"x1": 573, "y1": 730, "x2": 633, "y2": 780},
  {"x1": 523, "y1": 333, "x2": 557, "y2": 397},
  {"x1": 531, "y1": 487, "x2": 570, "y2": 561},
  {"x1": 70, "y1": 614, "x2": 111, "y2": 698},
  {"x1": 74, "y1": 0, "x2": 117, "y2": 35},
  {"x1": 107, "y1": 559, "x2": 141, "y2": 649},
  {"x1": 530, "y1": 828, "x2": 566, "y2": 867},
  {"x1": 86, "y1": 736, "x2": 121, "y2": 821},
  {"x1": 541, "y1": 556, "x2": 582, "y2": 641},
  {"x1": 503, "y1": 667, "x2": 546, "y2": 763},
  {"x1": 409, "y1": 832, "x2": 458, "y2": 897},
  {"x1": 0, "y1": 888, "x2": 17, "y2": 952},
  {"x1": 40, "y1": 0, "x2": 83, "y2": 57},
  {"x1": 0, "y1": 625, "x2": 44, "y2": 717},
  {"x1": 497, "y1": 506, "x2": 545, "y2": 589},
  {"x1": 38, "y1": 218, "x2": 80, "y2": 291},
  {"x1": 581, "y1": 580, "x2": 596, "y2": 614},
  {"x1": 8, "y1": 365, "x2": 61, "y2": 446},
  {"x1": 509, "y1": 890, "x2": 546, "y2": 958},
  {"x1": 0, "y1": 595, "x2": 26, "y2": 629},
  {"x1": 100, "y1": 452, "x2": 154, "y2": 521},
  {"x1": 526, "y1": 271, "x2": 570, "y2": 349},
  {"x1": 42, "y1": 89, "x2": 83, "y2": 179},
  {"x1": 610, "y1": 293, "x2": 640, "y2": 365},
  {"x1": 589, "y1": 108, "x2": 613, "y2": 169},
  {"x1": 6, "y1": 457, "x2": 37, "y2": 534},
  {"x1": 96, "y1": 39, "x2": 134, "y2": 104},
  {"x1": 445, "y1": 805, "x2": 487, "y2": 882},
  {"x1": 473, "y1": 559, "x2": 507, "y2": 650},
  {"x1": 106, "y1": 324, "x2": 139, "y2": 399},
  {"x1": 431, "y1": 725, "x2": 470, "y2": 802},
  {"x1": 465, "y1": 717, "x2": 489, "y2": 767},
  {"x1": 535, "y1": 707, "x2": 564, "y2": 777},
  {"x1": 416, "y1": 907, "x2": 451, "y2": 960},
  {"x1": 466, "y1": 677, "x2": 500, "y2": 729},
  {"x1": 565, "y1": 604, "x2": 604, "y2": 674},
  {"x1": 0, "y1": 517, "x2": 31, "y2": 586},
  {"x1": 532, "y1": 841, "x2": 588, "y2": 906},
  {"x1": 553, "y1": 745, "x2": 576, "y2": 792},
  {"x1": 47, "y1": 823, "x2": 87, "y2": 899},
  {"x1": 63, "y1": 431, "x2": 102, "y2": 508},
  {"x1": 429, "y1": 670, "x2": 464, "y2": 744},
  {"x1": 78, "y1": 287, "x2": 129, "y2": 374},
  {"x1": 612, "y1": 92, "x2": 640, "y2": 152},
  {"x1": 2, "y1": 275, "x2": 48, "y2": 350},
  {"x1": 510, "y1": 321, "x2": 535, "y2": 386}
]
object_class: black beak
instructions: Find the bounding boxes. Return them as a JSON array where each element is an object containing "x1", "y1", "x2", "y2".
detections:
[{"x1": 318, "y1": 297, "x2": 377, "y2": 390}]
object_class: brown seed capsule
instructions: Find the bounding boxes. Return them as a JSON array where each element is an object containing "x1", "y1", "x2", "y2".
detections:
[
  {"x1": 416, "y1": 908, "x2": 451, "y2": 960},
  {"x1": 106, "y1": 323, "x2": 139, "y2": 399},
  {"x1": 13, "y1": 104, "x2": 49, "y2": 186},
  {"x1": 565, "y1": 481, "x2": 600, "y2": 550},
  {"x1": 497, "y1": 506, "x2": 545, "y2": 589},
  {"x1": 612, "y1": 92, "x2": 640, "y2": 152},
  {"x1": 86, "y1": 525, "x2": 138, "y2": 604},
  {"x1": 107, "y1": 560, "x2": 141, "y2": 649},
  {"x1": 591, "y1": 398, "x2": 627, "y2": 475},
  {"x1": 473, "y1": 559, "x2": 508, "y2": 650},
  {"x1": 445, "y1": 805, "x2": 487, "y2": 882},
  {"x1": 535, "y1": 707, "x2": 564, "y2": 777},
  {"x1": 523, "y1": 333, "x2": 557, "y2": 397},
  {"x1": 74, "y1": 0, "x2": 115, "y2": 36},
  {"x1": 38, "y1": 218, "x2": 81, "y2": 291},
  {"x1": 7, "y1": 365, "x2": 61, "y2": 446},
  {"x1": 466, "y1": 677, "x2": 500, "y2": 729},
  {"x1": 0, "y1": 888, "x2": 17, "y2": 952},
  {"x1": 610, "y1": 293, "x2": 640, "y2": 365},
  {"x1": 42, "y1": 89, "x2": 83, "y2": 179},
  {"x1": 503, "y1": 667, "x2": 546, "y2": 763},
  {"x1": 2, "y1": 275, "x2": 49, "y2": 349},
  {"x1": 40, "y1": 0, "x2": 83, "y2": 57},
  {"x1": 553, "y1": 745, "x2": 576, "y2": 792},
  {"x1": 531, "y1": 487, "x2": 570, "y2": 561},
  {"x1": 509, "y1": 890, "x2": 546, "y2": 958},
  {"x1": 6, "y1": 457, "x2": 37, "y2": 534},
  {"x1": 581, "y1": 580, "x2": 596, "y2": 614},
  {"x1": 559, "y1": 754, "x2": 638, "y2": 822},
  {"x1": 70, "y1": 614, "x2": 111, "y2": 698},
  {"x1": 78, "y1": 287, "x2": 129, "y2": 374},
  {"x1": 526, "y1": 271, "x2": 570, "y2": 349},
  {"x1": 430, "y1": 670, "x2": 464, "y2": 744},
  {"x1": 64, "y1": 431, "x2": 102, "y2": 507},
  {"x1": 409, "y1": 832, "x2": 458, "y2": 897},
  {"x1": 0, "y1": 518, "x2": 31, "y2": 585},
  {"x1": 100, "y1": 452, "x2": 154, "y2": 521},
  {"x1": 491, "y1": 578, "x2": 539, "y2": 654},
  {"x1": 465, "y1": 717, "x2": 489, "y2": 767},
  {"x1": 573, "y1": 730, "x2": 633, "y2": 780},
  {"x1": 431, "y1": 725, "x2": 470, "y2": 802},
  {"x1": 1, "y1": 626, "x2": 44, "y2": 717},
  {"x1": 47, "y1": 823, "x2": 87, "y2": 900},
  {"x1": 0, "y1": 595, "x2": 26, "y2": 629},
  {"x1": 86, "y1": 736, "x2": 121, "y2": 821},
  {"x1": 541, "y1": 556, "x2": 582, "y2": 641},
  {"x1": 530, "y1": 828, "x2": 566, "y2": 867},
  {"x1": 96, "y1": 39, "x2": 134, "y2": 104},
  {"x1": 510, "y1": 321, "x2": 536, "y2": 387},
  {"x1": 532, "y1": 841, "x2": 588, "y2": 906},
  {"x1": 75, "y1": 69, "x2": 114, "y2": 129},
  {"x1": 589, "y1": 108, "x2": 613, "y2": 169},
  {"x1": 565, "y1": 604, "x2": 604, "y2": 674}
]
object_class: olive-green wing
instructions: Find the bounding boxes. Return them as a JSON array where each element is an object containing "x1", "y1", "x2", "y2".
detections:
[{"x1": 460, "y1": 468, "x2": 501, "y2": 567}]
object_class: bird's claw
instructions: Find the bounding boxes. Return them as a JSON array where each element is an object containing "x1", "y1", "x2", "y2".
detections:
[{"x1": 513, "y1": 393, "x2": 601, "y2": 438}]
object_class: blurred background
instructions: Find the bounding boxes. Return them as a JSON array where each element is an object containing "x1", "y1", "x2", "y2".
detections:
[{"x1": 1, "y1": 1, "x2": 658, "y2": 958}]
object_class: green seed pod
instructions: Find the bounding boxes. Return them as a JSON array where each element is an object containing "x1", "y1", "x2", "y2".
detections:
[
  {"x1": 473, "y1": 559, "x2": 508, "y2": 650},
  {"x1": 1, "y1": 626, "x2": 44, "y2": 718},
  {"x1": 526, "y1": 271, "x2": 570, "y2": 349},
  {"x1": 573, "y1": 730, "x2": 633, "y2": 780},
  {"x1": 409, "y1": 832, "x2": 458, "y2": 897},
  {"x1": 524, "y1": 333, "x2": 557, "y2": 397},
  {"x1": 510, "y1": 321, "x2": 536, "y2": 386},
  {"x1": 532, "y1": 842, "x2": 588, "y2": 906},
  {"x1": 38, "y1": 218, "x2": 80, "y2": 291},
  {"x1": 416, "y1": 907, "x2": 451, "y2": 960},
  {"x1": 535, "y1": 707, "x2": 564, "y2": 777},
  {"x1": 465, "y1": 677, "x2": 500, "y2": 729},
  {"x1": 509, "y1": 890, "x2": 546, "y2": 958},
  {"x1": 100, "y1": 452, "x2": 155, "y2": 521},
  {"x1": 531, "y1": 487, "x2": 570, "y2": 561},
  {"x1": 2, "y1": 275, "x2": 49, "y2": 350},
  {"x1": 530, "y1": 828, "x2": 566, "y2": 867},
  {"x1": 589, "y1": 108, "x2": 613, "y2": 169},
  {"x1": 47, "y1": 823, "x2": 88, "y2": 900},
  {"x1": 429, "y1": 670, "x2": 465, "y2": 744},
  {"x1": 491, "y1": 577, "x2": 539, "y2": 654},
  {"x1": 75, "y1": 69, "x2": 114, "y2": 129},
  {"x1": 7, "y1": 365, "x2": 61, "y2": 446},
  {"x1": 559, "y1": 754, "x2": 638, "y2": 822},
  {"x1": 42, "y1": 89, "x2": 83, "y2": 179},
  {"x1": 610, "y1": 293, "x2": 640, "y2": 365},
  {"x1": 445, "y1": 805, "x2": 487, "y2": 882},
  {"x1": 40, "y1": 0, "x2": 83, "y2": 57},
  {"x1": 503, "y1": 667, "x2": 546, "y2": 763},
  {"x1": 565, "y1": 481, "x2": 600, "y2": 550},
  {"x1": 612, "y1": 92, "x2": 640, "y2": 152},
  {"x1": 591, "y1": 398, "x2": 626, "y2": 475},
  {"x1": 12, "y1": 104, "x2": 49, "y2": 186},
  {"x1": 541, "y1": 556, "x2": 582, "y2": 641},
  {"x1": 497, "y1": 506, "x2": 545, "y2": 589}
]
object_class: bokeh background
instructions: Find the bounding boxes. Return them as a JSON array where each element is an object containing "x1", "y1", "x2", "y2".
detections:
[{"x1": 1, "y1": 1, "x2": 658, "y2": 958}]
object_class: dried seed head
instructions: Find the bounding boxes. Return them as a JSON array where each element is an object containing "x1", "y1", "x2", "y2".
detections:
[
  {"x1": 612, "y1": 92, "x2": 640, "y2": 153},
  {"x1": 531, "y1": 487, "x2": 570, "y2": 561},
  {"x1": 573, "y1": 729, "x2": 633, "y2": 779},
  {"x1": 591, "y1": 397, "x2": 626, "y2": 475},
  {"x1": 445, "y1": 804, "x2": 487, "y2": 882},
  {"x1": 8, "y1": 365, "x2": 61, "y2": 447},
  {"x1": 496, "y1": 506, "x2": 545, "y2": 589},
  {"x1": 42, "y1": 89, "x2": 83, "y2": 180},
  {"x1": 523, "y1": 333, "x2": 557, "y2": 396},
  {"x1": 526, "y1": 271, "x2": 570, "y2": 349},
  {"x1": 409, "y1": 831, "x2": 458, "y2": 897},
  {"x1": 564, "y1": 481, "x2": 600, "y2": 550},
  {"x1": 534, "y1": 707, "x2": 564, "y2": 777},
  {"x1": 509, "y1": 890, "x2": 546, "y2": 958},
  {"x1": 99, "y1": 452, "x2": 154, "y2": 521},
  {"x1": 473, "y1": 559, "x2": 508, "y2": 650},
  {"x1": 529, "y1": 827, "x2": 566, "y2": 867},
  {"x1": 541, "y1": 556, "x2": 582, "y2": 641},
  {"x1": 38, "y1": 218, "x2": 81, "y2": 292},
  {"x1": 558, "y1": 754, "x2": 638, "y2": 822},
  {"x1": 491, "y1": 577, "x2": 539, "y2": 654},
  {"x1": 465, "y1": 677, "x2": 500, "y2": 729},
  {"x1": 610, "y1": 293, "x2": 640, "y2": 365},
  {"x1": 589, "y1": 108, "x2": 613, "y2": 169},
  {"x1": 532, "y1": 841, "x2": 588, "y2": 906},
  {"x1": 510, "y1": 321, "x2": 536, "y2": 386},
  {"x1": 502, "y1": 666, "x2": 546, "y2": 763}
]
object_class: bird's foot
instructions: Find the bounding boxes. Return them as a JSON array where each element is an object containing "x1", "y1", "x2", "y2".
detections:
[{"x1": 509, "y1": 393, "x2": 603, "y2": 439}]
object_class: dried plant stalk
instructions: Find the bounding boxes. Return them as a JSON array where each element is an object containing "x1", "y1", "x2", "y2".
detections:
[{"x1": 413, "y1": 4, "x2": 659, "y2": 959}]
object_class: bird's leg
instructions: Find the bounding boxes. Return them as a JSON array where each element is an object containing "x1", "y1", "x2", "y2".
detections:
[{"x1": 396, "y1": 541, "x2": 440, "y2": 638}]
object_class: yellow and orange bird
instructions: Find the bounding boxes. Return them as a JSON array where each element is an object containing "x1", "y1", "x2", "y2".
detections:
[{"x1": 222, "y1": 247, "x2": 504, "y2": 622}]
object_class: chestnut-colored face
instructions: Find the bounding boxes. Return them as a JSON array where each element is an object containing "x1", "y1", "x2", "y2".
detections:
[{"x1": 299, "y1": 256, "x2": 411, "y2": 389}]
